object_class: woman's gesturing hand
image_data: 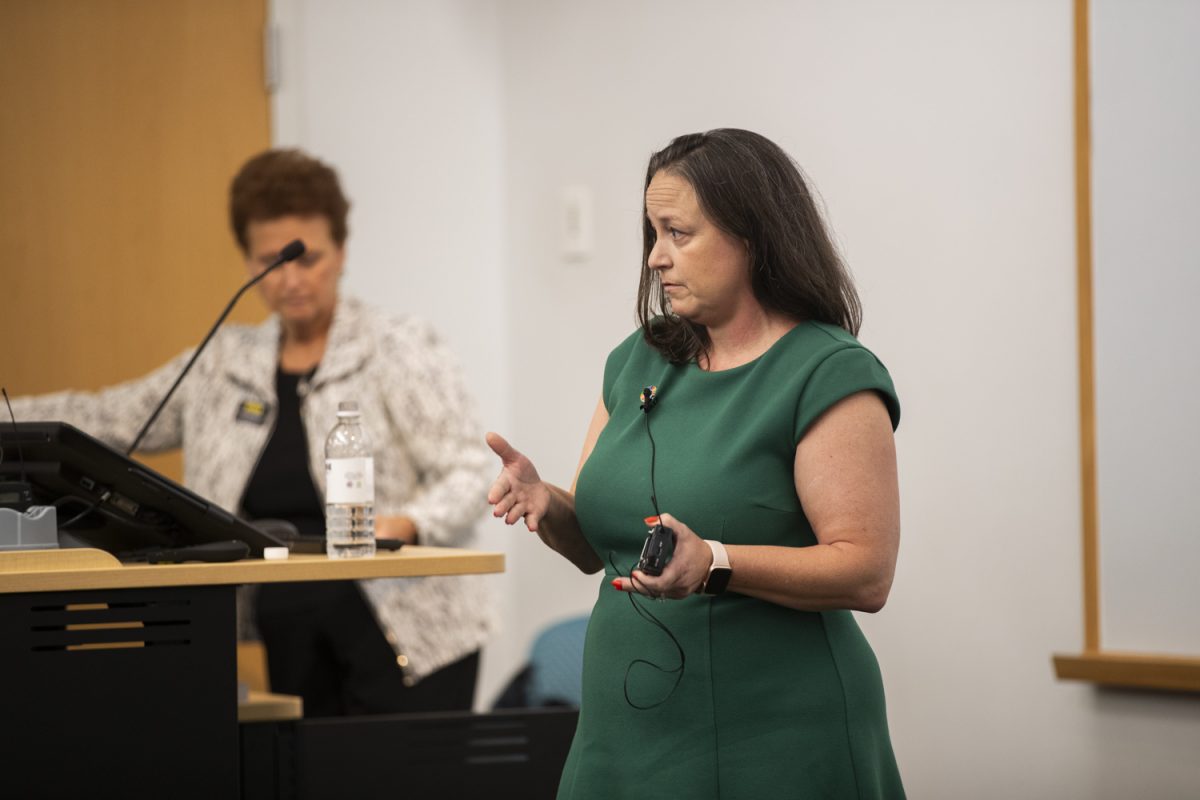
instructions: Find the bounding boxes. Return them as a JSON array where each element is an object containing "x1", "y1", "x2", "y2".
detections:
[
  {"x1": 486, "y1": 432, "x2": 552, "y2": 531},
  {"x1": 612, "y1": 513, "x2": 715, "y2": 599}
]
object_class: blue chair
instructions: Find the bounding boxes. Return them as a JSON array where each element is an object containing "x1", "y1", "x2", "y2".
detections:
[{"x1": 494, "y1": 614, "x2": 588, "y2": 708}]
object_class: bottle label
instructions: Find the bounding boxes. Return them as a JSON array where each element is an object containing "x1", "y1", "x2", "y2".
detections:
[{"x1": 325, "y1": 457, "x2": 375, "y2": 504}]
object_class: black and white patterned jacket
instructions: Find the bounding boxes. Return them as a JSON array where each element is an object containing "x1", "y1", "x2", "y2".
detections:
[{"x1": 11, "y1": 294, "x2": 496, "y2": 682}]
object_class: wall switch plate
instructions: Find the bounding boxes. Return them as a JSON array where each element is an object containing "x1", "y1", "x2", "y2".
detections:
[{"x1": 562, "y1": 185, "x2": 593, "y2": 261}]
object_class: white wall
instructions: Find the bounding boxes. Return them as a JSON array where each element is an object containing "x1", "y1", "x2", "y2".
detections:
[
  {"x1": 1091, "y1": 0, "x2": 1200, "y2": 657},
  {"x1": 268, "y1": 0, "x2": 519, "y2": 707},
  {"x1": 270, "y1": 0, "x2": 508, "y2": 432},
  {"x1": 274, "y1": 1, "x2": 1200, "y2": 796}
]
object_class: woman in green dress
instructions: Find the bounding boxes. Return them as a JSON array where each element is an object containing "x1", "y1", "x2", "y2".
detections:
[{"x1": 487, "y1": 129, "x2": 905, "y2": 799}]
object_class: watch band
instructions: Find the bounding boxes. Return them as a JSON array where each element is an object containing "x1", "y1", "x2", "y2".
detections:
[{"x1": 701, "y1": 539, "x2": 732, "y2": 595}]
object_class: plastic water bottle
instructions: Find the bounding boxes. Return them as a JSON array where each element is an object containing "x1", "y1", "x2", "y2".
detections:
[{"x1": 324, "y1": 401, "x2": 376, "y2": 558}]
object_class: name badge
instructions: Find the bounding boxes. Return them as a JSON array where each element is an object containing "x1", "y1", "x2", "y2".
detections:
[{"x1": 235, "y1": 399, "x2": 270, "y2": 425}]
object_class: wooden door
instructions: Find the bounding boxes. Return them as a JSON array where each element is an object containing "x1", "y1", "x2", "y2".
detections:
[{"x1": 0, "y1": 0, "x2": 271, "y2": 480}]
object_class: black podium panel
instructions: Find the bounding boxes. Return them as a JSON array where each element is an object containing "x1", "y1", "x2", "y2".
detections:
[
  {"x1": 0, "y1": 585, "x2": 238, "y2": 799},
  {"x1": 259, "y1": 707, "x2": 578, "y2": 800}
]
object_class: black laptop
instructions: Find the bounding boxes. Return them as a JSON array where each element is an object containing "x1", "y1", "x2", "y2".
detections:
[{"x1": 0, "y1": 422, "x2": 282, "y2": 558}]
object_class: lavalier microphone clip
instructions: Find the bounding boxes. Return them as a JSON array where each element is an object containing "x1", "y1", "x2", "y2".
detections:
[{"x1": 639, "y1": 385, "x2": 658, "y2": 413}]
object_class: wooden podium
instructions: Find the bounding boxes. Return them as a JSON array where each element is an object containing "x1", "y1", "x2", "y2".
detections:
[{"x1": 0, "y1": 546, "x2": 503, "y2": 800}]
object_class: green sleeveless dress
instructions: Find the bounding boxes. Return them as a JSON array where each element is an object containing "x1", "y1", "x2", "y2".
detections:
[{"x1": 560, "y1": 322, "x2": 905, "y2": 800}]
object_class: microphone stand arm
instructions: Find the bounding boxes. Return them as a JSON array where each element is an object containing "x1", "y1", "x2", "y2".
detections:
[{"x1": 126, "y1": 252, "x2": 297, "y2": 456}]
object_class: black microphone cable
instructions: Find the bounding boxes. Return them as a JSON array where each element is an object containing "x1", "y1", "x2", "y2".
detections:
[
  {"x1": 611, "y1": 551, "x2": 686, "y2": 711},
  {"x1": 613, "y1": 382, "x2": 686, "y2": 710},
  {"x1": 2, "y1": 388, "x2": 28, "y2": 482},
  {"x1": 644, "y1": 410, "x2": 661, "y2": 518},
  {"x1": 1, "y1": 387, "x2": 35, "y2": 511}
]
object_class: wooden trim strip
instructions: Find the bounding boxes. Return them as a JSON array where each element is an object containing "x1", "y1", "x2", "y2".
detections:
[
  {"x1": 66, "y1": 641, "x2": 146, "y2": 652},
  {"x1": 238, "y1": 690, "x2": 303, "y2": 723},
  {"x1": 65, "y1": 621, "x2": 146, "y2": 632},
  {"x1": 1073, "y1": 0, "x2": 1101, "y2": 653},
  {"x1": 1054, "y1": 651, "x2": 1200, "y2": 693}
]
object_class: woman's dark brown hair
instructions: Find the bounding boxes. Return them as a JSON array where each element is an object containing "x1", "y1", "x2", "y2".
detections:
[
  {"x1": 637, "y1": 129, "x2": 861, "y2": 364},
  {"x1": 229, "y1": 148, "x2": 350, "y2": 252}
]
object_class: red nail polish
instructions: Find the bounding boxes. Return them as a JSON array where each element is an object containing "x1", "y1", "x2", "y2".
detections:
[
  {"x1": 643, "y1": 515, "x2": 660, "y2": 526},
  {"x1": 611, "y1": 579, "x2": 623, "y2": 591}
]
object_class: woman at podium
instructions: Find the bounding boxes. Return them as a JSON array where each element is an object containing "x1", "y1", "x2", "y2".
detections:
[{"x1": 10, "y1": 149, "x2": 494, "y2": 716}]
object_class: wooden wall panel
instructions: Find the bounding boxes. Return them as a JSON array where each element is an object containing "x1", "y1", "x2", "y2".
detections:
[{"x1": 0, "y1": 0, "x2": 271, "y2": 479}]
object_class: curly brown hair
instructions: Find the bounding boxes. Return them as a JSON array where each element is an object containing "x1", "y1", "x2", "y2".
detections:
[
  {"x1": 637, "y1": 129, "x2": 861, "y2": 364},
  {"x1": 228, "y1": 149, "x2": 350, "y2": 252}
]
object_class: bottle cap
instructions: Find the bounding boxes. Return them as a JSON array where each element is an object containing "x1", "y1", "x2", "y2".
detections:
[
  {"x1": 263, "y1": 547, "x2": 289, "y2": 561},
  {"x1": 336, "y1": 400, "x2": 360, "y2": 418}
]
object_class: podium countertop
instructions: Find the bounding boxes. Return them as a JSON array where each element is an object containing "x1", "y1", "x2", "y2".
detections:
[{"x1": 0, "y1": 545, "x2": 504, "y2": 593}]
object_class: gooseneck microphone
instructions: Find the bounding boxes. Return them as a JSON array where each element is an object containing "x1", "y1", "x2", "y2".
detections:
[{"x1": 126, "y1": 239, "x2": 306, "y2": 455}]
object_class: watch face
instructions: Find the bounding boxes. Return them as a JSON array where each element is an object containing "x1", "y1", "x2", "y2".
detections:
[{"x1": 704, "y1": 567, "x2": 732, "y2": 595}]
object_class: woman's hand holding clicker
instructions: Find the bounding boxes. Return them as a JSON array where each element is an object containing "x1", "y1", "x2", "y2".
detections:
[{"x1": 613, "y1": 513, "x2": 714, "y2": 599}]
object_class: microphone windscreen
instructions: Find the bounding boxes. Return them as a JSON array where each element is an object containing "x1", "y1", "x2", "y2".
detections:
[{"x1": 279, "y1": 239, "x2": 306, "y2": 263}]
